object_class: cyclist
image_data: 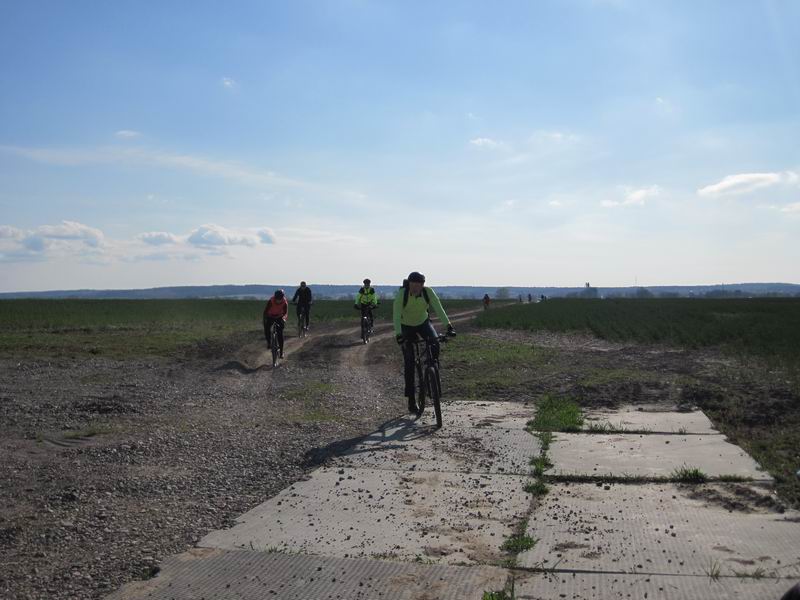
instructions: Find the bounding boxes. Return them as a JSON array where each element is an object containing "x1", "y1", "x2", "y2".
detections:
[
  {"x1": 263, "y1": 289, "x2": 288, "y2": 358},
  {"x1": 483, "y1": 293, "x2": 491, "y2": 310},
  {"x1": 291, "y1": 281, "x2": 313, "y2": 331},
  {"x1": 354, "y1": 278, "x2": 379, "y2": 331},
  {"x1": 394, "y1": 272, "x2": 455, "y2": 414}
]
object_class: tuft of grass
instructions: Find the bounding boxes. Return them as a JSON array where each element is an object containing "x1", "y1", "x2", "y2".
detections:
[
  {"x1": 524, "y1": 479, "x2": 549, "y2": 496},
  {"x1": 671, "y1": 465, "x2": 708, "y2": 483},
  {"x1": 483, "y1": 591, "x2": 514, "y2": 600},
  {"x1": 530, "y1": 456, "x2": 553, "y2": 478},
  {"x1": 704, "y1": 558, "x2": 723, "y2": 581},
  {"x1": 529, "y1": 395, "x2": 583, "y2": 432},
  {"x1": 584, "y1": 421, "x2": 652, "y2": 434},
  {"x1": 501, "y1": 534, "x2": 537, "y2": 553}
]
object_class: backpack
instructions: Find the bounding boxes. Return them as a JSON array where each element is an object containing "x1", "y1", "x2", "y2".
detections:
[{"x1": 402, "y1": 281, "x2": 430, "y2": 307}]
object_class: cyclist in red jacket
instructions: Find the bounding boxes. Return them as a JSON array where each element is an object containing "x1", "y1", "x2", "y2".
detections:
[{"x1": 263, "y1": 289, "x2": 289, "y2": 358}]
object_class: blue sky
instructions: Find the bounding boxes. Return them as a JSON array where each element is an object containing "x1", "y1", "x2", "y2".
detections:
[{"x1": 1, "y1": 0, "x2": 799, "y2": 292}]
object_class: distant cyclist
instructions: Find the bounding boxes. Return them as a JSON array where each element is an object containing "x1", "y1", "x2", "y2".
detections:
[
  {"x1": 291, "y1": 281, "x2": 313, "y2": 330},
  {"x1": 394, "y1": 272, "x2": 455, "y2": 414},
  {"x1": 263, "y1": 289, "x2": 288, "y2": 358},
  {"x1": 483, "y1": 293, "x2": 491, "y2": 310},
  {"x1": 354, "y1": 278, "x2": 379, "y2": 331}
]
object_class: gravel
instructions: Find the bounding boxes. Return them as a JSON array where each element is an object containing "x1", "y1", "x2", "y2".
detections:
[{"x1": 0, "y1": 326, "x2": 404, "y2": 600}]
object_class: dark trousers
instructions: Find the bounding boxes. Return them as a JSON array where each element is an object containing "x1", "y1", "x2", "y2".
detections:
[
  {"x1": 401, "y1": 320, "x2": 439, "y2": 397},
  {"x1": 359, "y1": 305, "x2": 374, "y2": 328},
  {"x1": 296, "y1": 303, "x2": 311, "y2": 327},
  {"x1": 263, "y1": 316, "x2": 285, "y2": 350}
]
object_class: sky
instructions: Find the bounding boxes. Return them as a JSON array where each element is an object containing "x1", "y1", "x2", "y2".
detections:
[{"x1": 1, "y1": 0, "x2": 799, "y2": 292}]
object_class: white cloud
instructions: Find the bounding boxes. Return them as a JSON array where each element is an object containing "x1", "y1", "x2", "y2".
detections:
[
  {"x1": 602, "y1": 185, "x2": 661, "y2": 208},
  {"x1": 138, "y1": 231, "x2": 180, "y2": 246},
  {"x1": 0, "y1": 225, "x2": 23, "y2": 239},
  {"x1": 115, "y1": 130, "x2": 141, "y2": 139},
  {"x1": 548, "y1": 200, "x2": 563, "y2": 207},
  {"x1": 780, "y1": 202, "x2": 800, "y2": 213},
  {"x1": 697, "y1": 171, "x2": 798, "y2": 197},
  {"x1": 187, "y1": 224, "x2": 257, "y2": 247},
  {"x1": 221, "y1": 77, "x2": 237, "y2": 88},
  {"x1": 469, "y1": 137, "x2": 501, "y2": 149},
  {"x1": 257, "y1": 228, "x2": 277, "y2": 244},
  {"x1": 37, "y1": 221, "x2": 105, "y2": 247}
]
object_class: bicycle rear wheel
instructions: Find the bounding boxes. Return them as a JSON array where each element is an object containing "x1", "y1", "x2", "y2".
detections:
[
  {"x1": 415, "y1": 361, "x2": 426, "y2": 415},
  {"x1": 361, "y1": 316, "x2": 369, "y2": 343},
  {"x1": 425, "y1": 366, "x2": 442, "y2": 429},
  {"x1": 298, "y1": 313, "x2": 304, "y2": 338}
]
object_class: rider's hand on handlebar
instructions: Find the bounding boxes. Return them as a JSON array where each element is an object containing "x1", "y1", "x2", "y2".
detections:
[
  {"x1": 447, "y1": 324, "x2": 456, "y2": 337},
  {"x1": 395, "y1": 334, "x2": 405, "y2": 345}
]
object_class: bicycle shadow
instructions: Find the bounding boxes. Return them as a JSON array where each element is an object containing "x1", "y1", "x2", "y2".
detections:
[{"x1": 302, "y1": 414, "x2": 438, "y2": 468}]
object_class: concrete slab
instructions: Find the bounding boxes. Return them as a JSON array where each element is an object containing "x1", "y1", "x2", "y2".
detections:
[
  {"x1": 513, "y1": 570, "x2": 791, "y2": 599},
  {"x1": 518, "y1": 483, "x2": 800, "y2": 577},
  {"x1": 583, "y1": 405, "x2": 719, "y2": 434},
  {"x1": 331, "y1": 418, "x2": 539, "y2": 475},
  {"x1": 444, "y1": 400, "x2": 534, "y2": 430},
  {"x1": 201, "y1": 467, "x2": 531, "y2": 565},
  {"x1": 549, "y1": 433, "x2": 771, "y2": 480},
  {"x1": 108, "y1": 548, "x2": 510, "y2": 600}
]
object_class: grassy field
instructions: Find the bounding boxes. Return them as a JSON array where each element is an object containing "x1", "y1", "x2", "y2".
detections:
[
  {"x1": 0, "y1": 298, "x2": 480, "y2": 358},
  {"x1": 476, "y1": 297, "x2": 800, "y2": 364}
]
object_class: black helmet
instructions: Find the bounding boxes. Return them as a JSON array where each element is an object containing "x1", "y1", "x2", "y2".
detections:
[
  {"x1": 274, "y1": 289, "x2": 285, "y2": 300},
  {"x1": 300, "y1": 281, "x2": 306, "y2": 287},
  {"x1": 363, "y1": 278, "x2": 371, "y2": 285},
  {"x1": 407, "y1": 271, "x2": 425, "y2": 283}
]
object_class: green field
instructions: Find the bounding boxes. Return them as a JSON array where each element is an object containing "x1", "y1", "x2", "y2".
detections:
[
  {"x1": 476, "y1": 298, "x2": 800, "y2": 364},
  {"x1": 0, "y1": 298, "x2": 480, "y2": 358}
]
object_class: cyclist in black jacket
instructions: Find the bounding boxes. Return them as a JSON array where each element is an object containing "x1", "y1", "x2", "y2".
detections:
[{"x1": 291, "y1": 281, "x2": 313, "y2": 329}]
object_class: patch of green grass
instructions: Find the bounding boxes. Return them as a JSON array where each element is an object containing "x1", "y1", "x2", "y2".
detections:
[
  {"x1": 671, "y1": 465, "x2": 708, "y2": 483},
  {"x1": 283, "y1": 381, "x2": 338, "y2": 422},
  {"x1": 501, "y1": 533, "x2": 537, "y2": 553},
  {"x1": 536, "y1": 431, "x2": 553, "y2": 450},
  {"x1": 63, "y1": 423, "x2": 114, "y2": 439},
  {"x1": 442, "y1": 335, "x2": 554, "y2": 399},
  {"x1": 483, "y1": 590, "x2": 514, "y2": 600},
  {"x1": 530, "y1": 455, "x2": 553, "y2": 478},
  {"x1": 583, "y1": 421, "x2": 652, "y2": 434},
  {"x1": 529, "y1": 395, "x2": 583, "y2": 432},
  {"x1": 524, "y1": 479, "x2": 549, "y2": 496}
]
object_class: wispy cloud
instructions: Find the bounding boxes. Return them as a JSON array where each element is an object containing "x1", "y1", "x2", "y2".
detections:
[
  {"x1": 602, "y1": 185, "x2": 661, "y2": 208},
  {"x1": 697, "y1": 171, "x2": 798, "y2": 197},
  {"x1": 186, "y1": 224, "x2": 259, "y2": 248},
  {"x1": 115, "y1": 130, "x2": 141, "y2": 139},
  {"x1": 221, "y1": 77, "x2": 237, "y2": 89},
  {"x1": 780, "y1": 202, "x2": 800, "y2": 213},
  {"x1": 138, "y1": 231, "x2": 180, "y2": 246},
  {"x1": 469, "y1": 137, "x2": 501, "y2": 149}
]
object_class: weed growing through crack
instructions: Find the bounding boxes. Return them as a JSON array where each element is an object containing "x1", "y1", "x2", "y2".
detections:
[
  {"x1": 501, "y1": 533, "x2": 537, "y2": 553},
  {"x1": 704, "y1": 558, "x2": 723, "y2": 581},
  {"x1": 671, "y1": 465, "x2": 708, "y2": 483},
  {"x1": 482, "y1": 591, "x2": 514, "y2": 600},
  {"x1": 524, "y1": 479, "x2": 549, "y2": 496}
]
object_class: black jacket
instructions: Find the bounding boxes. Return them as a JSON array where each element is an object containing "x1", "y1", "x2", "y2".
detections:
[{"x1": 292, "y1": 287, "x2": 313, "y2": 305}]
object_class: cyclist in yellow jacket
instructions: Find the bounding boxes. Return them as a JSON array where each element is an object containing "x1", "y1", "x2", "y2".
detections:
[
  {"x1": 354, "y1": 278, "x2": 379, "y2": 331},
  {"x1": 394, "y1": 271, "x2": 455, "y2": 413}
]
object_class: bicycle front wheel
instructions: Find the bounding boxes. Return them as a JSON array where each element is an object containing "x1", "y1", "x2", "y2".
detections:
[
  {"x1": 271, "y1": 327, "x2": 279, "y2": 366},
  {"x1": 361, "y1": 317, "x2": 369, "y2": 343},
  {"x1": 425, "y1": 366, "x2": 442, "y2": 429}
]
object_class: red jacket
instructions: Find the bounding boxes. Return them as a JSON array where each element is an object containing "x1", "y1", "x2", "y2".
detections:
[{"x1": 264, "y1": 297, "x2": 288, "y2": 320}]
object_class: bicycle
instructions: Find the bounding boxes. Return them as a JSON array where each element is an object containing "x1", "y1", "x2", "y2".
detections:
[
  {"x1": 269, "y1": 321, "x2": 280, "y2": 367},
  {"x1": 358, "y1": 305, "x2": 375, "y2": 344},
  {"x1": 408, "y1": 332, "x2": 453, "y2": 429},
  {"x1": 295, "y1": 304, "x2": 310, "y2": 338}
]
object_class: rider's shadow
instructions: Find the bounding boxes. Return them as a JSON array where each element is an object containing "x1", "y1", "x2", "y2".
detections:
[{"x1": 302, "y1": 415, "x2": 437, "y2": 468}]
